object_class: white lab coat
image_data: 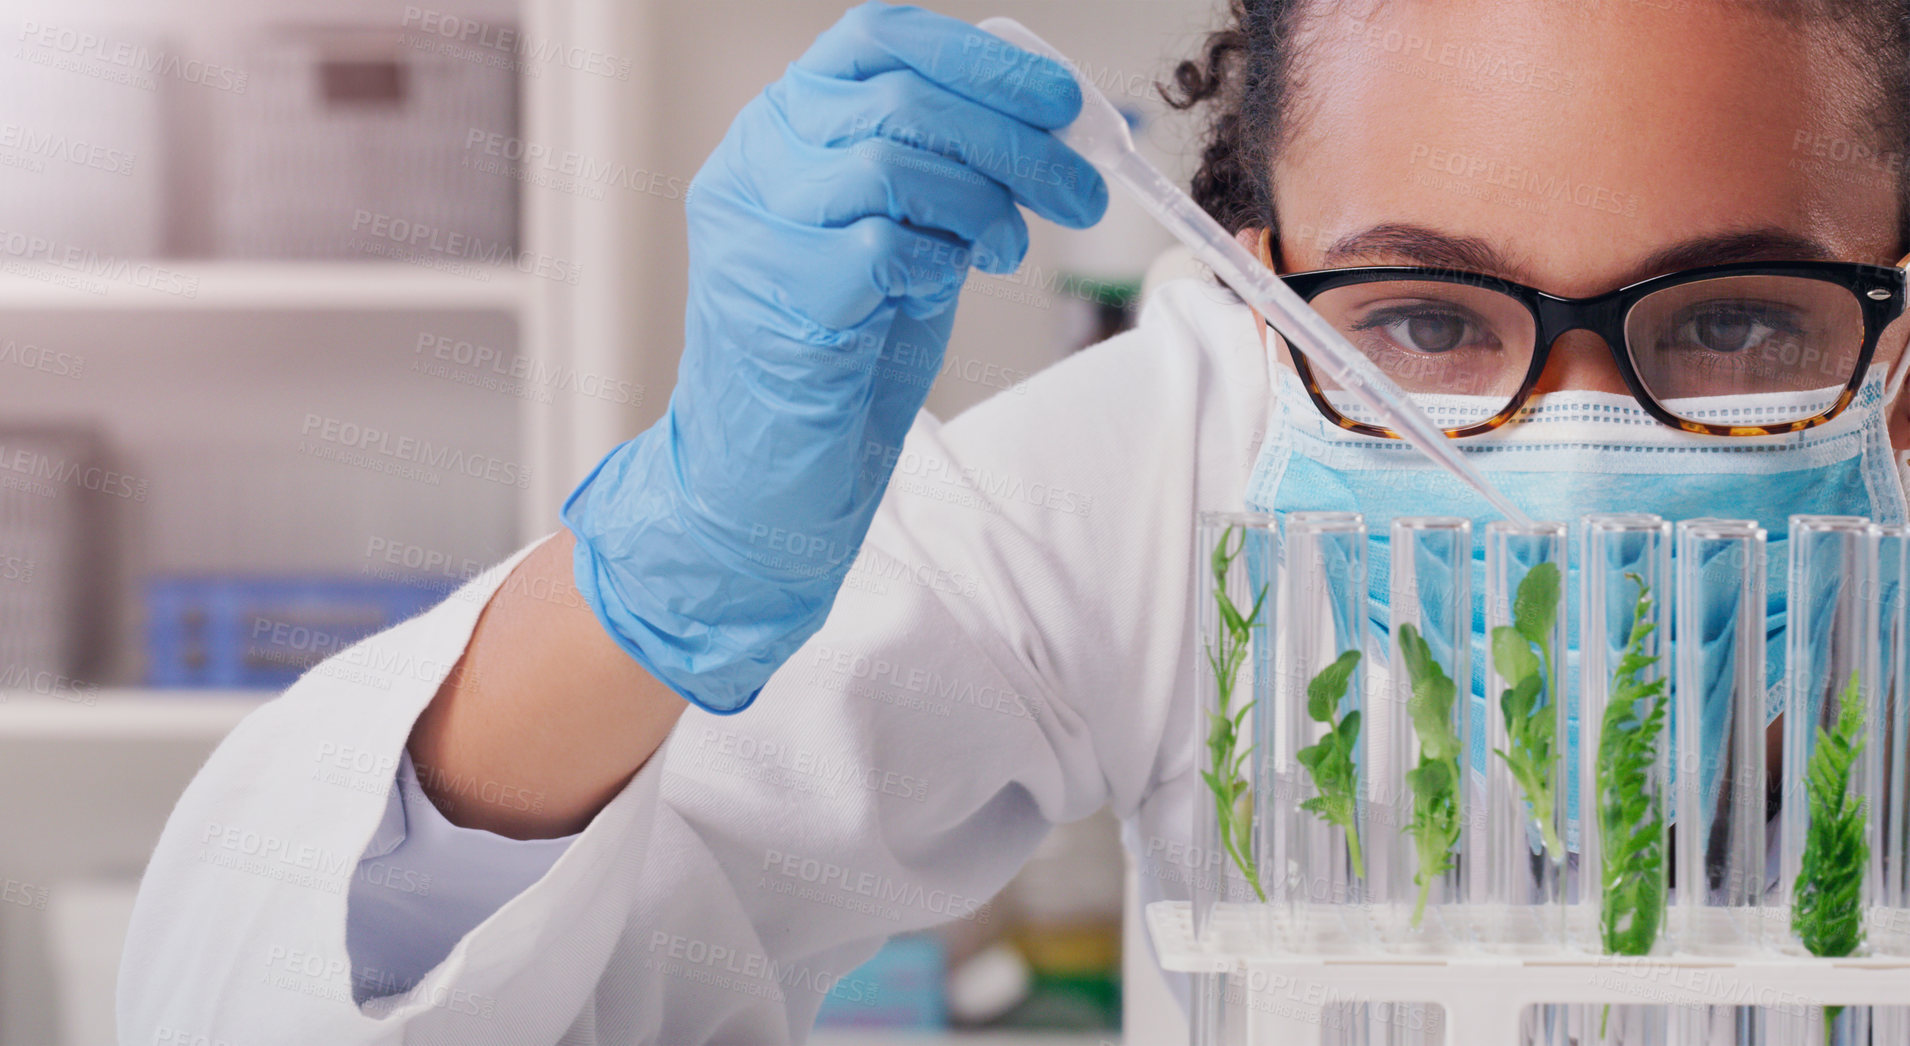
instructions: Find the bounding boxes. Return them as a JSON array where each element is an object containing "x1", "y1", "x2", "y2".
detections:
[{"x1": 117, "y1": 276, "x2": 1275, "y2": 1045}]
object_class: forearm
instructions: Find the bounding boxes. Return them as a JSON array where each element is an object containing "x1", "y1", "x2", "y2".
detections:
[{"x1": 407, "y1": 529, "x2": 686, "y2": 839}]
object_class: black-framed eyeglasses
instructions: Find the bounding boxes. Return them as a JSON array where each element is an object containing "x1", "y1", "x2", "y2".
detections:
[{"x1": 1265, "y1": 253, "x2": 1909, "y2": 439}]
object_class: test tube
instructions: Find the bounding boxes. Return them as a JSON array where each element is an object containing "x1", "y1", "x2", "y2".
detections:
[
  {"x1": 1779, "y1": 515, "x2": 1875, "y2": 968},
  {"x1": 1577, "y1": 514, "x2": 1672, "y2": 963},
  {"x1": 1377, "y1": 517, "x2": 1472, "y2": 951},
  {"x1": 1272, "y1": 510, "x2": 1371, "y2": 952},
  {"x1": 1320, "y1": 1001, "x2": 1445, "y2": 1046},
  {"x1": 1566, "y1": 1004, "x2": 1670, "y2": 1046},
  {"x1": 1672, "y1": 1006, "x2": 1768, "y2": 1046},
  {"x1": 1191, "y1": 512, "x2": 1276, "y2": 1046},
  {"x1": 1570, "y1": 516, "x2": 1671, "y2": 1046},
  {"x1": 1776, "y1": 517, "x2": 1877, "y2": 1046},
  {"x1": 1673, "y1": 519, "x2": 1769, "y2": 955},
  {"x1": 1479, "y1": 519, "x2": 1569, "y2": 952},
  {"x1": 1870, "y1": 524, "x2": 1910, "y2": 957},
  {"x1": 1875, "y1": 1006, "x2": 1910, "y2": 1046},
  {"x1": 1764, "y1": 1005, "x2": 1872, "y2": 1046},
  {"x1": 1192, "y1": 511, "x2": 1278, "y2": 942}
]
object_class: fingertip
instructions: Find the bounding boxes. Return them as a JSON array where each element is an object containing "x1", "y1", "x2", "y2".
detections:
[
  {"x1": 974, "y1": 248, "x2": 1016, "y2": 276},
  {"x1": 972, "y1": 250, "x2": 1012, "y2": 276},
  {"x1": 1056, "y1": 169, "x2": 1109, "y2": 230},
  {"x1": 1027, "y1": 56, "x2": 1084, "y2": 128},
  {"x1": 974, "y1": 213, "x2": 1029, "y2": 274},
  {"x1": 900, "y1": 287, "x2": 958, "y2": 321},
  {"x1": 1082, "y1": 172, "x2": 1110, "y2": 226},
  {"x1": 938, "y1": 28, "x2": 1082, "y2": 130}
]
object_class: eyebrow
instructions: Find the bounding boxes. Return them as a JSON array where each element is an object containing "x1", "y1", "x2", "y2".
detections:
[{"x1": 1319, "y1": 223, "x2": 1837, "y2": 287}]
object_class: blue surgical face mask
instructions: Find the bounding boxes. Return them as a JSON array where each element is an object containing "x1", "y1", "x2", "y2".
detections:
[{"x1": 1245, "y1": 362, "x2": 1909, "y2": 839}]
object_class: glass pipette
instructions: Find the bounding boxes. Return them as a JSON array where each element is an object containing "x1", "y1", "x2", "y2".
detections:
[{"x1": 978, "y1": 17, "x2": 1535, "y2": 529}]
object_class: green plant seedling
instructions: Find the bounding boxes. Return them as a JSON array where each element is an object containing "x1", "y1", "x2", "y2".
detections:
[
  {"x1": 1490, "y1": 560, "x2": 1564, "y2": 860},
  {"x1": 1396, "y1": 623, "x2": 1462, "y2": 928},
  {"x1": 1593, "y1": 575, "x2": 1670, "y2": 1036},
  {"x1": 1792, "y1": 671, "x2": 1868, "y2": 1042},
  {"x1": 1201, "y1": 524, "x2": 1268, "y2": 901},
  {"x1": 1298, "y1": 648, "x2": 1365, "y2": 879},
  {"x1": 1596, "y1": 574, "x2": 1671, "y2": 955}
]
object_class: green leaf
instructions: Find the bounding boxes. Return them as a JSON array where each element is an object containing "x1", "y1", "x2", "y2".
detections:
[
  {"x1": 1595, "y1": 576, "x2": 1670, "y2": 957},
  {"x1": 1244, "y1": 585, "x2": 1269, "y2": 634},
  {"x1": 1217, "y1": 590, "x2": 1246, "y2": 637},
  {"x1": 1405, "y1": 759, "x2": 1450, "y2": 794},
  {"x1": 1206, "y1": 711, "x2": 1233, "y2": 746},
  {"x1": 1397, "y1": 623, "x2": 1433, "y2": 682},
  {"x1": 1338, "y1": 709, "x2": 1361, "y2": 744},
  {"x1": 1490, "y1": 562, "x2": 1563, "y2": 862},
  {"x1": 1306, "y1": 649, "x2": 1361, "y2": 723},
  {"x1": 1399, "y1": 624, "x2": 1461, "y2": 762},
  {"x1": 1512, "y1": 561, "x2": 1561, "y2": 647},
  {"x1": 1200, "y1": 523, "x2": 1266, "y2": 902},
  {"x1": 1499, "y1": 671, "x2": 1541, "y2": 725},
  {"x1": 1297, "y1": 649, "x2": 1365, "y2": 879},
  {"x1": 1793, "y1": 671, "x2": 1869, "y2": 962},
  {"x1": 1210, "y1": 525, "x2": 1239, "y2": 585},
  {"x1": 1491, "y1": 626, "x2": 1539, "y2": 693}
]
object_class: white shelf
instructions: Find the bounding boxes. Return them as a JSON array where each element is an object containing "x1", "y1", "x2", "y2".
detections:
[
  {"x1": 0, "y1": 690, "x2": 269, "y2": 739},
  {"x1": 24, "y1": 0, "x2": 523, "y2": 21},
  {"x1": 1148, "y1": 901, "x2": 1910, "y2": 1042},
  {"x1": 0, "y1": 262, "x2": 529, "y2": 312},
  {"x1": 808, "y1": 1034, "x2": 1113, "y2": 1046}
]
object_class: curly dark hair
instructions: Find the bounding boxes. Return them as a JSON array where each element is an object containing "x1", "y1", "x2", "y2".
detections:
[{"x1": 1162, "y1": 0, "x2": 1910, "y2": 253}]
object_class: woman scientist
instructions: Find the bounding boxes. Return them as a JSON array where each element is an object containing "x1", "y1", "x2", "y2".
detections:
[{"x1": 121, "y1": 0, "x2": 1910, "y2": 1043}]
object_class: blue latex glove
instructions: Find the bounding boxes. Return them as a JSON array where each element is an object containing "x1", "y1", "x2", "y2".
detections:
[{"x1": 561, "y1": 2, "x2": 1108, "y2": 714}]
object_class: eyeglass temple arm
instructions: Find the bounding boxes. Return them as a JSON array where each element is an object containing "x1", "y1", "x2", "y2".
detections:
[{"x1": 1889, "y1": 250, "x2": 1910, "y2": 399}]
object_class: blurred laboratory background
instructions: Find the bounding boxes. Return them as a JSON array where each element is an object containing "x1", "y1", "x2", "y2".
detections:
[{"x1": 0, "y1": 0, "x2": 1213, "y2": 1041}]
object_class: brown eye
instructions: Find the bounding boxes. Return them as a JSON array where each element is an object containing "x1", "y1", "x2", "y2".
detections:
[
  {"x1": 1663, "y1": 302, "x2": 1805, "y2": 357},
  {"x1": 1691, "y1": 309, "x2": 1756, "y2": 354},
  {"x1": 1401, "y1": 314, "x2": 1468, "y2": 354},
  {"x1": 1351, "y1": 307, "x2": 1490, "y2": 355}
]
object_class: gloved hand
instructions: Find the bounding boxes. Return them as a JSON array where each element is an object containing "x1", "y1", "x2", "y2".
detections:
[{"x1": 562, "y1": 1, "x2": 1108, "y2": 714}]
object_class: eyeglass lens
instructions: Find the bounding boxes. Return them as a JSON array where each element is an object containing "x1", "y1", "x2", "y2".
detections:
[{"x1": 1301, "y1": 275, "x2": 1865, "y2": 429}]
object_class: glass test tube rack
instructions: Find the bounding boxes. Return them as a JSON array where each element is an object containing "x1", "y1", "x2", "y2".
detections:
[{"x1": 1178, "y1": 510, "x2": 1910, "y2": 1046}]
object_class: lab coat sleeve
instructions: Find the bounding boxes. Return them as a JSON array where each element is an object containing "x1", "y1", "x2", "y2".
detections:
[
  {"x1": 346, "y1": 750, "x2": 577, "y2": 1002},
  {"x1": 117, "y1": 278, "x2": 1272, "y2": 1046},
  {"x1": 118, "y1": 538, "x2": 677, "y2": 1045}
]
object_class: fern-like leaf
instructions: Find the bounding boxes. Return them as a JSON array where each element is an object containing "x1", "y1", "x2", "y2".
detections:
[{"x1": 1595, "y1": 575, "x2": 1669, "y2": 958}]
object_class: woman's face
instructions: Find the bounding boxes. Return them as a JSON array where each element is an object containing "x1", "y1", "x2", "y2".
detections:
[{"x1": 1258, "y1": 0, "x2": 1910, "y2": 447}]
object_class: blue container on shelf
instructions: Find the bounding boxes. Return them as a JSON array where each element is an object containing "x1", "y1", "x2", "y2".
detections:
[
  {"x1": 812, "y1": 933, "x2": 947, "y2": 1030},
  {"x1": 145, "y1": 576, "x2": 452, "y2": 689}
]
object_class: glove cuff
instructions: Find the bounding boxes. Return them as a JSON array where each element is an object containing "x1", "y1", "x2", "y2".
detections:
[{"x1": 560, "y1": 432, "x2": 833, "y2": 715}]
